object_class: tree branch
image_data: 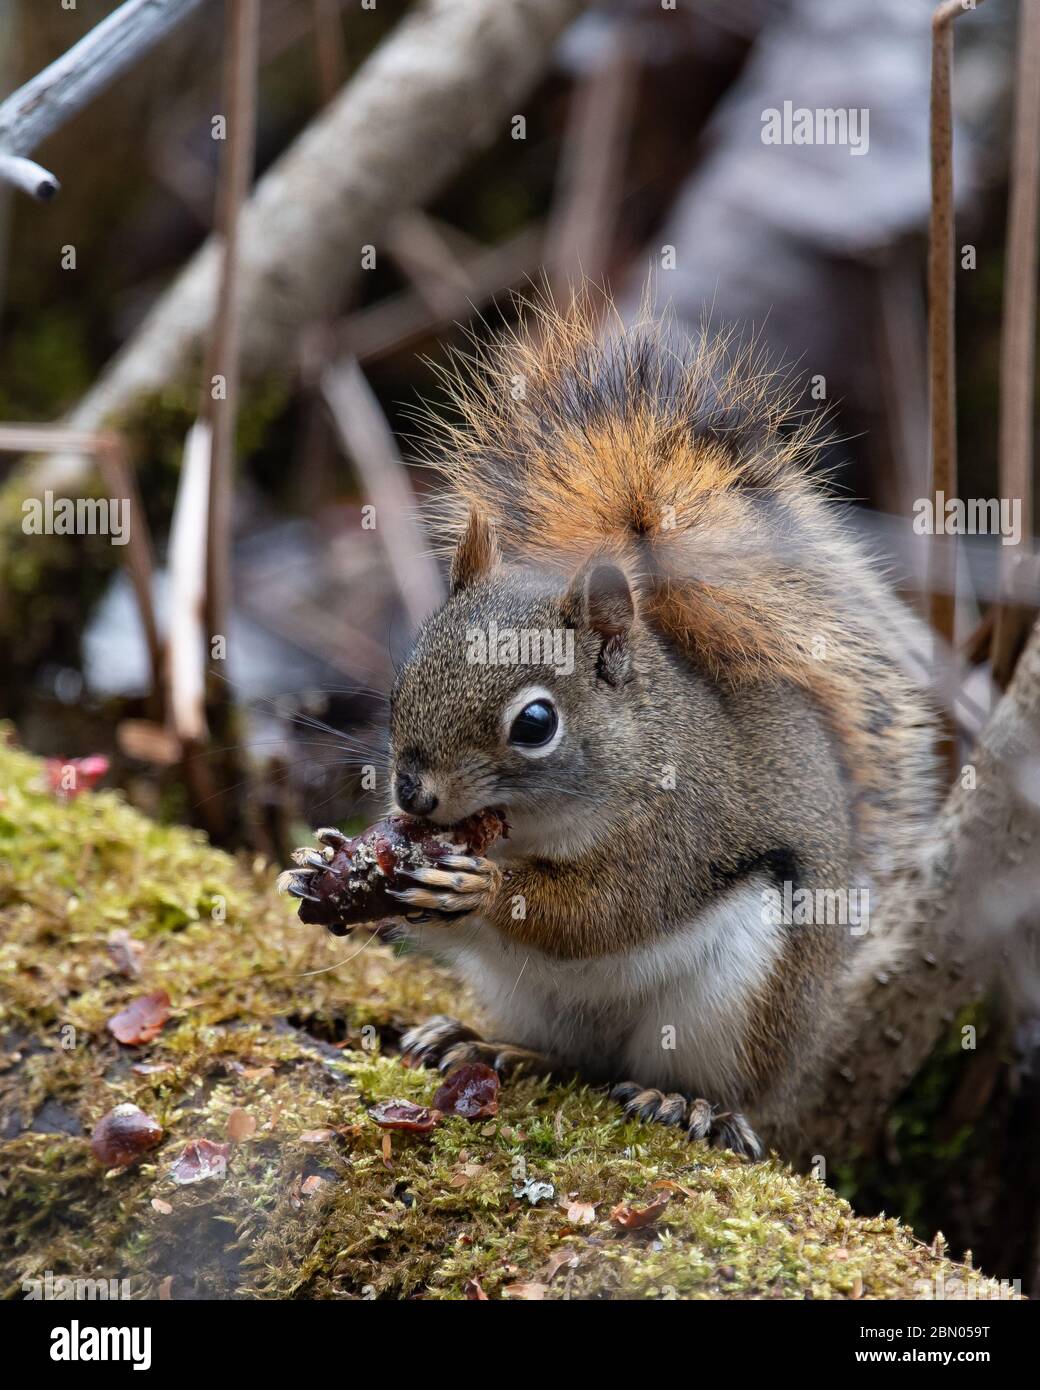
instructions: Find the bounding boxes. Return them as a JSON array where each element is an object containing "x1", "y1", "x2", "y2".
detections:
[
  {"x1": 991, "y1": 0, "x2": 1040, "y2": 687},
  {"x1": 25, "y1": 0, "x2": 584, "y2": 494},
  {"x1": 202, "y1": 0, "x2": 259, "y2": 648},
  {"x1": 168, "y1": 421, "x2": 211, "y2": 744},
  {"x1": 927, "y1": 1, "x2": 984, "y2": 658},
  {"x1": 798, "y1": 613, "x2": 1040, "y2": 1164},
  {"x1": 321, "y1": 355, "x2": 445, "y2": 633},
  {"x1": 0, "y1": 0, "x2": 209, "y2": 199}
]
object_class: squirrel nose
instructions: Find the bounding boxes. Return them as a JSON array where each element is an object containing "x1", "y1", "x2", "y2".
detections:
[{"x1": 396, "y1": 771, "x2": 438, "y2": 816}]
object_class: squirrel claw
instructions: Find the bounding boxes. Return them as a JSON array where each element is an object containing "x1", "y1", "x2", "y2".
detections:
[
  {"x1": 438, "y1": 1038, "x2": 551, "y2": 1079},
  {"x1": 291, "y1": 848, "x2": 329, "y2": 869},
  {"x1": 611, "y1": 1082, "x2": 763, "y2": 1160},
  {"x1": 400, "y1": 1015, "x2": 482, "y2": 1067},
  {"x1": 704, "y1": 1109, "x2": 763, "y2": 1160},
  {"x1": 436, "y1": 854, "x2": 494, "y2": 872},
  {"x1": 314, "y1": 827, "x2": 348, "y2": 848},
  {"x1": 276, "y1": 869, "x2": 322, "y2": 904},
  {"x1": 611, "y1": 1083, "x2": 688, "y2": 1128},
  {"x1": 399, "y1": 1015, "x2": 550, "y2": 1080}
]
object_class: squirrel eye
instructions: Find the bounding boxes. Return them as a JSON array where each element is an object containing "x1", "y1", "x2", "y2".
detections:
[{"x1": 508, "y1": 699, "x2": 558, "y2": 747}]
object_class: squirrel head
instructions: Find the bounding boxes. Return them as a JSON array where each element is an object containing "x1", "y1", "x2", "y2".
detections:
[{"x1": 388, "y1": 509, "x2": 646, "y2": 838}]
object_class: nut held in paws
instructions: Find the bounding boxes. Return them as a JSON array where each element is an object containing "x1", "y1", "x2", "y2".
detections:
[{"x1": 277, "y1": 809, "x2": 506, "y2": 935}]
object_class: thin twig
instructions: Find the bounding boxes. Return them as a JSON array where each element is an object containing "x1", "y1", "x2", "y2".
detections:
[
  {"x1": 337, "y1": 223, "x2": 544, "y2": 364},
  {"x1": 311, "y1": 0, "x2": 347, "y2": 104},
  {"x1": 321, "y1": 355, "x2": 445, "y2": 632},
  {"x1": 384, "y1": 211, "x2": 475, "y2": 320},
  {"x1": 94, "y1": 435, "x2": 165, "y2": 719},
  {"x1": 991, "y1": 0, "x2": 1040, "y2": 688},
  {"x1": 927, "y1": 0, "x2": 966, "y2": 645},
  {"x1": 168, "y1": 421, "x2": 212, "y2": 744},
  {"x1": 927, "y1": 0, "x2": 985, "y2": 772},
  {"x1": 0, "y1": 0, "x2": 208, "y2": 199},
  {"x1": 0, "y1": 425, "x2": 118, "y2": 455},
  {"x1": 546, "y1": 25, "x2": 637, "y2": 296},
  {"x1": 203, "y1": 0, "x2": 260, "y2": 648},
  {"x1": 0, "y1": 152, "x2": 59, "y2": 201},
  {"x1": 875, "y1": 260, "x2": 929, "y2": 525},
  {"x1": 146, "y1": 0, "x2": 340, "y2": 225}
]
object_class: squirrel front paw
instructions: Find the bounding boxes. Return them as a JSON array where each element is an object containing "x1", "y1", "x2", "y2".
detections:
[
  {"x1": 389, "y1": 854, "x2": 503, "y2": 919},
  {"x1": 400, "y1": 1015, "x2": 550, "y2": 1079},
  {"x1": 610, "y1": 1082, "x2": 763, "y2": 1161}
]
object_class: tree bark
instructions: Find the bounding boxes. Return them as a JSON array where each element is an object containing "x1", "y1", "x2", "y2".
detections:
[{"x1": 798, "y1": 614, "x2": 1040, "y2": 1163}]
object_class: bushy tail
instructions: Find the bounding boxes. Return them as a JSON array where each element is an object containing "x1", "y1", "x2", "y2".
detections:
[{"x1": 415, "y1": 292, "x2": 829, "y2": 684}]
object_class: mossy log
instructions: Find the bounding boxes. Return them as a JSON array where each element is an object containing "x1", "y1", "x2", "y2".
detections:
[{"x1": 0, "y1": 739, "x2": 1009, "y2": 1300}]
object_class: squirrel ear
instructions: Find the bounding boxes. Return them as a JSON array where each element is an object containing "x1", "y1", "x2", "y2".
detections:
[
  {"x1": 564, "y1": 562, "x2": 635, "y2": 687},
  {"x1": 450, "y1": 508, "x2": 499, "y2": 594}
]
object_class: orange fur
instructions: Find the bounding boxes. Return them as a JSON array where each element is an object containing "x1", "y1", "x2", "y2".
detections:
[{"x1": 412, "y1": 291, "x2": 937, "y2": 876}]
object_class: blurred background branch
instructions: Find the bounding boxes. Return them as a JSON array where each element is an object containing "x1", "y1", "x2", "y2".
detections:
[
  {"x1": 201, "y1": 0, "x2": 258, "y2": 653},
  {"x1": 321, "y1": 355, "x2": 444, "y2": 632},
  {"x1": 0, "y1": 0, "x2": 209, "y2": 199},
  {"x1": 991, "y1": 0, "x2": 1040, "y2": 688},
  {"x1": 24, "y1": 0, "x2": 587, "y2": 496}
]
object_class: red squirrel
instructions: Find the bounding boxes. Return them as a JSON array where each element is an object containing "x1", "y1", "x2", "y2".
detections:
[{"x1": 283, "y1": 298, "x2": 939, "y2": 1156}]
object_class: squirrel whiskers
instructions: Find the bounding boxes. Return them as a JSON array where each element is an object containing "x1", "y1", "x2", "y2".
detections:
[{"x1": 288, "y1": 289, "x2": 948, "y2": 1156}]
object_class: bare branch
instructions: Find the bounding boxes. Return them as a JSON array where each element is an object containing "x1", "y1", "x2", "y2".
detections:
[
  {"x1": 94, "y1": 435, "x2": 166, "y2": 721},
  {"x1": 0, "y1": 152, "x2": 59, "y2": 202},
  {"x1": 337, "y1": 223, "x2": 544, "y2": 365},
  {"x1": 546, "y1": 26, "x2": 637, "y2": 296},
  {"x1": 202, "y1": 0, "x2": 260, "y2": 649},
  {"x1": 0, "y1": 0, "x2": 209, "y2": 200},
  {"x1": 927, "y1": 0, "x2": 984, "y2": 640},
  {"x1": 991, "y1": 0, "x2": 1040, "y2": 687},
  {"x1": 27, "y1": 0, "x2": 584, "y2": 493},
  {"x1": 927, "y1": 0, "x2": 985, "y2": 770},
  {"x1": 384, "y1": 211, "x2": 476, "y2": 320},
  {"x1": 321, "y1": 355, "x2": 445, "y2": 632},
  {"x1": 311, "y1": 0, "x2": 347, "y2": 106},
  {"x1": 0, "y1": 425, "x2": 115, "y2": 455}
]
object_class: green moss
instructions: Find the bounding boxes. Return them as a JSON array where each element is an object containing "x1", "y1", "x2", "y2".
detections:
[
  {"x1": 0, "y1": 310, "x2": 94, "y2": 423},
  {"x1": 0, "y1": 737, "x2": 1013, "y2": 1300}
]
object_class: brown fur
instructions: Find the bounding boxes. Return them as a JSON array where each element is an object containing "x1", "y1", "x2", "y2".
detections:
[
  {"x1": 414, "y1": 292, "x2": 939, "y2": 882},
  {"x1": 388, "y1": 291, "x2": 942, "y2": 1146}
]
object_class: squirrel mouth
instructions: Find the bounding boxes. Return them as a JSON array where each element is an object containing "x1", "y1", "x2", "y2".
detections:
[{"x1": 417, "y1": 803, "x2": 508, "y2": 833}]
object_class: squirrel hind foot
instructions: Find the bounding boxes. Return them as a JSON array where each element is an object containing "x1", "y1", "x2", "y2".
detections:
[
  {"x1": 611, "y1": 1082, "x2": 763, "y2": 1161},
  {"x1": 610, "y1": 1083, "x2": 688, "y2": 1128},
  {"x1": 439, "y1": 1038, "x2": 552, "y2": 1079},
  {"x1": 400, "y1": 1020, "x2": 763, "y2": 1156},
  {"x1": 399, "y1": 1014, "x2": 480, "y2": 1068}
]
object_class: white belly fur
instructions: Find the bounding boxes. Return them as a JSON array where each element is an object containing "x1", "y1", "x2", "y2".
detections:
[{"x1": 420, "y1": 875, "x2": 781, "y2": 1104}]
